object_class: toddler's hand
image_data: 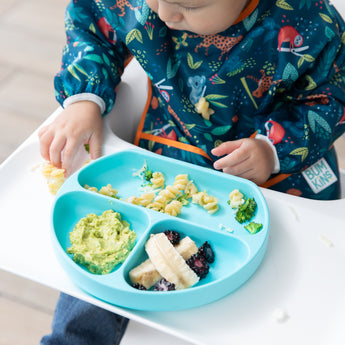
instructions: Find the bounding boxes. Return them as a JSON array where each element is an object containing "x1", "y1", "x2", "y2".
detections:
[
  {"x1": 38, "y1": 101, "x2": 103, "y2": 176},
  {"x1": 211, "y1": 138, "x2": 275, "y2": 185}
]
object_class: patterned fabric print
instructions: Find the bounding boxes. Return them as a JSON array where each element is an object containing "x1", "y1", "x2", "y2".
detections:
[{"x1": 55, "y1": 0, "x2": 345, "y2": 199}]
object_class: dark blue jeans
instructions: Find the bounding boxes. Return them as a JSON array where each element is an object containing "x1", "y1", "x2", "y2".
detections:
[{"x1": 40, "y1": 293, "x2": 129, "y2": 345}]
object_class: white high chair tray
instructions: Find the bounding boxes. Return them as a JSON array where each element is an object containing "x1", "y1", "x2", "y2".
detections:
[{"x1": 1, "y1": 111, "x2": 345, "y2": 345}]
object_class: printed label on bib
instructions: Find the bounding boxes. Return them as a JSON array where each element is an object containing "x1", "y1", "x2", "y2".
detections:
[{"x1": 302, "y1": 158, "x2": 337, "y2": 194}]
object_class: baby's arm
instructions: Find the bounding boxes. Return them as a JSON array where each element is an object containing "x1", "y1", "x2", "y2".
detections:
[
  {"x1": 212, "y1": 138, "x2": 275, "y2": 185},
  {"x1": 38, "y1": 101, "x2": 103, "y2": 175}
]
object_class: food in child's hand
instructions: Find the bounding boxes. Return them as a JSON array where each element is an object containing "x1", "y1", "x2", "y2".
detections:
[
  {"x1": 129, "y1": 234, "x2": 198, "y2": 289},
  {"x1": 67, "y1": 210, "x2": 136, "y2": 274},
  {"x1": 130, "y1": 231, "x2": 215, "y2": 291},
  {"x1": 41, "y1": 162, "x2": 65, "y2": 195}
]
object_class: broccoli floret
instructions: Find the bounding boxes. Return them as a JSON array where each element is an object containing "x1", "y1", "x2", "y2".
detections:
[
  {"x1": 235, "y1": 197, "x2": 257, "y2": 223},
  {"x1": 143, "y1": 169, "x2": 153, "y2": 182},
  {"x1": 244, "y1": 221, "x2": 263, "y2": 234}
]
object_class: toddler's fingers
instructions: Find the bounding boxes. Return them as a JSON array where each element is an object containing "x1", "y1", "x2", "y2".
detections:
[
  {"x1": 213, "y1": 147, "x2": 249, "y2": 170},
  {"x1": 49, "y1": 136, "x2": 67, "y2": 169},
  {"x1": 211, "y1": 140, "x2": 242, "y2": 157},
  {"x1": 88, "y1": 132, "x2": 103, "y2": 160},
  {"x1": 38, "y1": 128, "x2": 54, "y2": 162},
  {"x1": 61, "y1": 137, "x2": 81, "y2": 175}
]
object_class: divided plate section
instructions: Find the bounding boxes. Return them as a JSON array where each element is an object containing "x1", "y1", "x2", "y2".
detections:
[
  {"x1": 123, "y1": 218, "x2": 250, "y2": 289},
  {"x1": 51, "y1": 191, "x2": 151, "y2": 277},
  {"x1": 76, "y1": 149, "x2": 269, "y2": 237}
]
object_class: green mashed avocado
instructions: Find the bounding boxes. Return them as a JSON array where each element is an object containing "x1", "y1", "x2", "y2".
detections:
[{"x1": 67, "y1": 210, "x2": 136, "y2": 274}]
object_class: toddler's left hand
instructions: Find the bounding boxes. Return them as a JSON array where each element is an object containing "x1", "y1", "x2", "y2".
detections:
[{"x1": 211, "y1": 138, "x2": 275, "y2": 185}]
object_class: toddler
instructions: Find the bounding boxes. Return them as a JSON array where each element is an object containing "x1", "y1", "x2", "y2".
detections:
[
  {"x1": 40, "y1": 0, "x2": 345, "y2": 343},
  {"x1": 39, "y1": 0, "x2": 345, "y2": 200}
]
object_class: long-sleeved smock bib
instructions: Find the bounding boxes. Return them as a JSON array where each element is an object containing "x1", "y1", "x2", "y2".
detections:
[{"x1": 55, "y1": 0, "x2": 345, "y2": 200}]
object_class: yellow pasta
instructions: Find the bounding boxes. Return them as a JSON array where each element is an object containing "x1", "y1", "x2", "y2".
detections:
[
  {"x1": 228, "y1": 189, "x2": 244, "y2": 208},
  {"x1": 195, "y1": 97, "x2": 215, "y2": 120},
  {"x1": 84, "y1": 183, "x2": 118, "y2": 198},
  {"x1": 192, "y1": 191, "x2": 219, "y2": 214},
  {"x1": 184, "y1": 180, "x2": 198, "y2": 199},
  {"x1": 150, "y1": 172, "x2": 165, "y2": 189},
  {"x1": 136, "y1": 193, "x2": 155, "y2": 207},
  {"x1": 126, "y1": 195, "x2": 140, "y2": 205},
  {"x1": 99, "y1": 184, "x2": 118, "y2": 198},
  {"x1": 41, "y1": 162, "x2": 65, "y2": 195},
  {"x1": 84, "y1": 185, "x2": 98, "y2": 193},
  {"x1": 146, "y1": 195, "x2": 168, "y2": 212},
  {"x1": 164, "y1": 200, "x2": 183, "y2": 217},
  {"x1": 158, "y1": 185, "x2": 181, "y2": 202},
  {"x1": 173, "y1": 174, "x2": 189, "y2": 192}
]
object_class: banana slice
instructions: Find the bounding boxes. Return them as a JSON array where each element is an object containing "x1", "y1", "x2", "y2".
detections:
[
  {"x1": 129, "y1": 236, "x2": 198, "y2": 289},
  {"x1": 145, "y1": 233, "x2": 199, "y2": 290}
]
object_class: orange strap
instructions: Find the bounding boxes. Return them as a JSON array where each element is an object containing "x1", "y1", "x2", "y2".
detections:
[
  {"x1": 139, "y1": 132, "x2": 213, "y2": 161},
  {"x1": 260, "y1": 173, "x2": 291, "y2": 188}
]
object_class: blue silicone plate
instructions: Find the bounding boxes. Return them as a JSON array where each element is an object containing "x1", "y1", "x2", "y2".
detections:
[{"x1": 51, "y1": 148, "x2": 270, "y2": 311}]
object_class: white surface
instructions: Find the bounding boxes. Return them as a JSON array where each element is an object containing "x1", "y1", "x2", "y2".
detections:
[
  {"x1": 2, "y1": 8, "x2": 345, "y2": 341},
  {"x1": 1, "y1": 131, "x2": 345, "y2": 345}
]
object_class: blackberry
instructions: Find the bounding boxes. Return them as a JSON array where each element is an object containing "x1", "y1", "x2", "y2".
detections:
[
  {"x1": 198, "y1": 241, "x2": 215, "y2": 263},
  {"x1": 154, "y1": 278, "x2": 176, "y2": 291},
  {"x1": 186, "y1": 253, "x2": 209, "y2": 279},
  {"x1": 164, "y1": 230, "x2": 181, "y2": 245},
  {"x1": 131, "y1": 283, "x2": 147, "y2": 290}
]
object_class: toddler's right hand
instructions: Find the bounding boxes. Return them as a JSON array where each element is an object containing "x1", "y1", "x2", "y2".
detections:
[{"x1": 38, "y1": 101, "x2": 103, "y2": 176}]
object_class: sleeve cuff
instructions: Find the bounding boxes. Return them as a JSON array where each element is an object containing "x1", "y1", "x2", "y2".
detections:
[
  {"x1": 255, "y1": 134, "x2": 280, "y2": 174},
  {"x1": 63, "y1": 93, "x2": 106, "y2": 114}
]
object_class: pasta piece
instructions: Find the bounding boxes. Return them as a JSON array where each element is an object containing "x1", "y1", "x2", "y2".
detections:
[
  {"x1": 173, "y1": 174, "x2": 189, "y2": 192},
  {"x1": 192, "y1": 191, "x2": 219, "y2": 214},
  {"x1": 195, "y1": 97, "x2": 215, "y2": 120},
  {"x1": 150, "y1": 172, "x2": 165, "y2": 189},
  {"x1": 146, "y1": 195, "x2": 167, "y2": 212},
  {"x1": 185, "y1": 181, "x2": 198, "y2": 198},
  {"x1": 158, "y1": 185, "x2": 181, "y2": 202},
  {"x1": 41, "y1": 162, "x2": 65, "y2": 195},
  {"x1": 137, "y1": 193, "x2": 155, "y2": 207},
  {"x1": 84, "y1": 184, "x2": 98, "y2": 192},
  {"x1": 84, "y1": 184, "x2": 118, "y2": 198},
  {"x1": 228, "y1": 189, "x2": 244, "y2": 208},
  {"x1": 98, "y1": 184, "x2": 118, "y2": 198},
  {"x1": 126, "y1": 196, "x2": 140, "y2": 205},
  {"x1": 164, "y1": 200, "x2": 183, "y2": 217}
]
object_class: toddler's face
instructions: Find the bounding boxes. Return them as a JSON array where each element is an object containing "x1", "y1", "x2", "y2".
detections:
[{"x1": 146, "y1": 0, "x2": 250, "y2": 35}]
